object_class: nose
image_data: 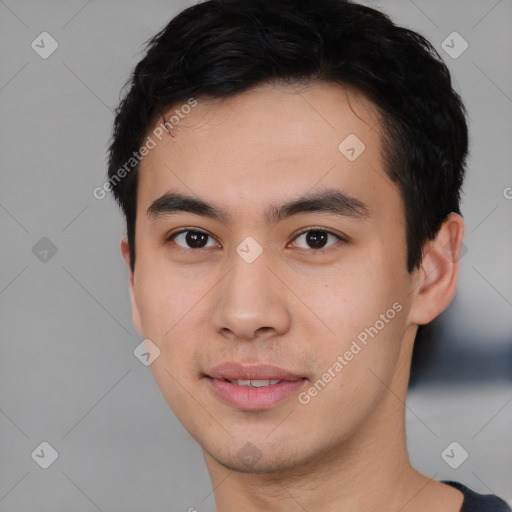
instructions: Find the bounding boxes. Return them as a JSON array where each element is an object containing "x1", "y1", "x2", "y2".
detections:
[{"x1": 210, "y1": 249, "x2": 292, "y2": 342}]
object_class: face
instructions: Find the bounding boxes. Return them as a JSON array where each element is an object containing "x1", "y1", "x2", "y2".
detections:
[{"x1": 125, "y1": 82, "x2": 420, "y2": 473}]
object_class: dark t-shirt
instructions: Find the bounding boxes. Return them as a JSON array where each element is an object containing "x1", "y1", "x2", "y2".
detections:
[{"x1": 443, "y1": 481, "x2": 511, "y2": 512}]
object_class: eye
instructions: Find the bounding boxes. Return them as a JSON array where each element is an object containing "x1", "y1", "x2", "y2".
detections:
[
  {"x1": 290, "y1": 228, "x2": 345, "y2": 250},
  {"x1": 166, "y1": 227, "x2": 346, "y2": 251},
  {"x1": 167, "y1": 229, "x2": 219, "y2": 250}
]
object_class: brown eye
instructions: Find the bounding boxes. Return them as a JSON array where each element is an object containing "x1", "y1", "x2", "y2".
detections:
[
  {"x1": 168, "y1": 230, "x2": 218, "y2": 249},
  {"x1": 292, "y1": 229, "x2": 344, "y2": 250}
]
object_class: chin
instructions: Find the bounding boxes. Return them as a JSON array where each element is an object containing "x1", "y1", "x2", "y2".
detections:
[
  {"x1": 212, "y1": 449, "x2": 304, "y2": 474},
  {"x1": 202, "y1": 434, "x2": 322, "y2": 475}
]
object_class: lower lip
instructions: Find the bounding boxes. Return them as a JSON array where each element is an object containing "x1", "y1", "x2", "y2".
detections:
[{"x1": 205, "y1": 377, "x2": 308, "y2": 410}]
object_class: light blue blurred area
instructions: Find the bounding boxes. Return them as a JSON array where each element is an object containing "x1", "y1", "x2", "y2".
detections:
[{"x1": 0, "y1": 0, "x2": 511, "y2": 510}]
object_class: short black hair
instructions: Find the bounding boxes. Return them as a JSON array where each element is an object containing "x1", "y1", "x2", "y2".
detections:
[{"x1": 107, "y1": 0, "x2": 469, "y2": 273}]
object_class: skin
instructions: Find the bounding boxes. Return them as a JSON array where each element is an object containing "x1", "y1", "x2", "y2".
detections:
[{"x1": 121, "y1": 81, "x2": 465, "y2": 511}]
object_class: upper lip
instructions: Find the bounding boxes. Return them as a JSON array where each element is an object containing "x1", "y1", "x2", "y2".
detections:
[{"x1": 206, "y1": 362, "x2": 306, "y2": 381}]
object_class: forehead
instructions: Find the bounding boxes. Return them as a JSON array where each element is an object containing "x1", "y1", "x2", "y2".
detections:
[{"x1": 137, "y1": 81, "x2": 399, "y2": 224}]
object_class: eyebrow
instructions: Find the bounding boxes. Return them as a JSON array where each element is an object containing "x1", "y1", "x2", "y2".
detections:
[{"x1": 147, "y1": 188, "x2": 369, "y2": 224}]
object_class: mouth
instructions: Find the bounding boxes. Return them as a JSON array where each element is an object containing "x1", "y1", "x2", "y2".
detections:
[
  {"x1": 203, "y1": 363, "x2": 308, "y2": 410},
  {"x1": 223, "y1": 378, "x2": 283, "y2": 387}
]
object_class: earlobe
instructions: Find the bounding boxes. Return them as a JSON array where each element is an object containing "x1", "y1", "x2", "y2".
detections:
[
  {"x1": 408, "y1": 213, "x2": 465, "y2": 325},
  {"x1": 121, "y1": 237, "x2": 143, "y2": 335}
]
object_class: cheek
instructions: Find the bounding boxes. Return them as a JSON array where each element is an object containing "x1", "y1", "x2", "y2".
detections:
[
  {"x1": 299, "y1": 296, "x2": 405, "y2": 429},
  {"x1": 134, "y1": 267, "x2": 205, "y2": 419},
  {"x1": 134, "y1": 261, "x2": 198, "y2": 333},
  {"x1": 304, "y1": 265, "x2": 390, "y2": 335},
  {"x1": 303, "y1": 262, "x2": 406, "y2": 377},
  {"x1": 133, "y1": 264, "x2": 214, "y2": 382}
]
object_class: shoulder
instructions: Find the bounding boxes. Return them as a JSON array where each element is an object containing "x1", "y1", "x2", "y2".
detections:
[{"x1": 443, "y1": 481, "x2": 511, "y2": 512}]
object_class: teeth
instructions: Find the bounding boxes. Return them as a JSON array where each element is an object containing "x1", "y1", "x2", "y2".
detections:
[{"x1": 230, "y1": 379, "x2": 281, "y2": 387}]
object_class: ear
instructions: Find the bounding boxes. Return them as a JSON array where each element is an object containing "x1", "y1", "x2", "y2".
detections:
[
  {"x1": 121, "y1": 237, "x2": 143, "y2": 335},
  {"x1": 408, "y1": 213, "x2": 465, "y2": 326}
]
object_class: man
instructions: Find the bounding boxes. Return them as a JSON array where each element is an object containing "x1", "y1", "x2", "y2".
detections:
[{"x1": 106, "y1": 0, "x2": 511, "y2": 510}]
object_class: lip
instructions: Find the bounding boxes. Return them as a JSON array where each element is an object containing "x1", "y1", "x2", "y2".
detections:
[
  {"x1": 207, "y1": 362, "x2": 305, "y2": 381},
  {"x1": 204, "y1": 362, "x2": 308, "y2": 410}
]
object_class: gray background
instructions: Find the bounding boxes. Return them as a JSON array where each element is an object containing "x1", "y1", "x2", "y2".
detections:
[{"x1": 0, "y1": 0, "x2": 511, "y2": 510}]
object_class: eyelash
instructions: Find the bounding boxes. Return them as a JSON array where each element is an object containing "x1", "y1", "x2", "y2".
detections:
[{"x1": 165, "y1": 227, "x2": 346, "y2": 252}]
